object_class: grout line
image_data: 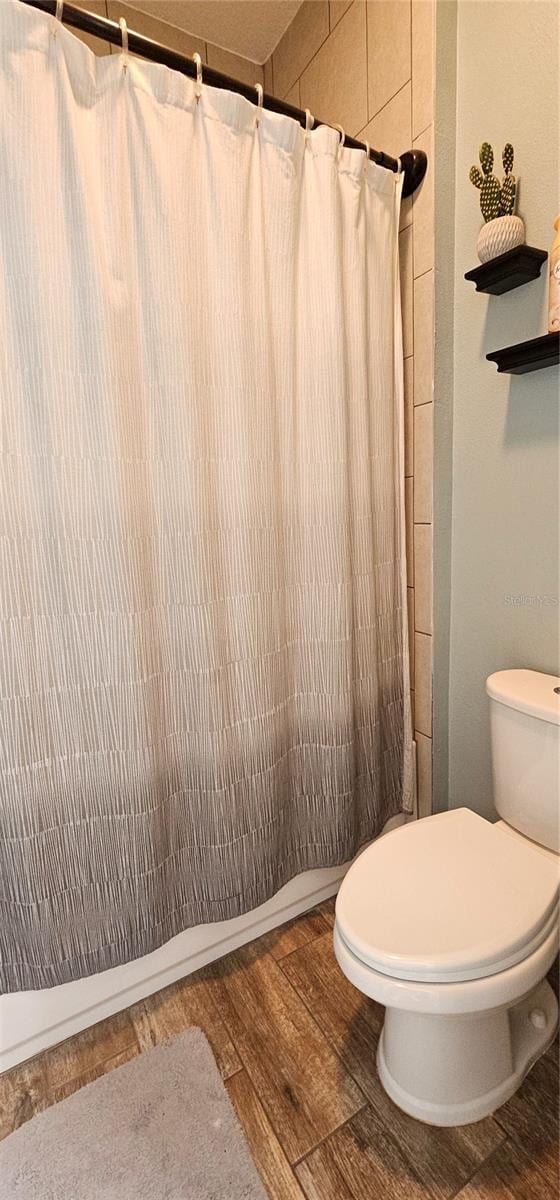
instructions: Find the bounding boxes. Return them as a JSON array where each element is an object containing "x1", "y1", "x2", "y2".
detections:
[
  {"x1": 411, "y1": 214, "x2": 415, "y2": 357},
  {"x1": 447, "y1": 1134, "x2": 511, "y2": 1200},
  {"x1": 362, "y1": 78, "x2": 411, "y2": 136},
  {"x1": 413, "y1": 120, "x2": 433, "y2": 145},
  {"x1": 130, "y1": 1012, "x2": 143, "y2": 1055},
  {"x1": 279, "y1": 9, "x2": 332, "y2": 102},
  {"x1": 413, "y1": 265, "x2": 433, "y2": 283},
  {"x1": 273, "y1": 925, "x2": 332, "y2": 966},
  {"x1": 223, "y1": 1063, "x2": 244, "y2": 1082},
  {"x1": 292, "y1": 1102, "x2": 369, "y2": 1169},
  {"x1": 46, "y1": 1038, "x2": 140, "y2": 1102},
  {"x1": 409, "y1": 0, "x2": 413, "y2": 141}
]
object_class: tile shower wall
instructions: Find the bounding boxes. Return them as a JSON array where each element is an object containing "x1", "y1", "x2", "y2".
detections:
[
  {"x1": 70, "y1": 2, "x2": 264, "y2": 87},
  {"x1": 266, "y1": 1, "x2": 435, "y2": 816},
  {"x1": 70, "y1": 1, "x2": 434, "y2": 816}
]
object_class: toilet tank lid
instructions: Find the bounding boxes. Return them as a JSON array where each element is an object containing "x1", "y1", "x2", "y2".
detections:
[{"x1": 486, "y1": 669, "x2": 560, "y2": 725}]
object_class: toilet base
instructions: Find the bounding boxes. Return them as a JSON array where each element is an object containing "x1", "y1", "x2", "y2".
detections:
[{"x1": 376, "y1": 979, "x2": 558, "y2": 1127}]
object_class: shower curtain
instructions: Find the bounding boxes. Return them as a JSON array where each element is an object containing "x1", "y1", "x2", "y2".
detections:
[{"x1": 0, "y1": 0, "x2": 412, "y2": 992}]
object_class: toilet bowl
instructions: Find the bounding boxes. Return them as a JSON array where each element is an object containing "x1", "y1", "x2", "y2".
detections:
[{"x1": 334, "y1": 670, "x2": 560, "y2": 1126}]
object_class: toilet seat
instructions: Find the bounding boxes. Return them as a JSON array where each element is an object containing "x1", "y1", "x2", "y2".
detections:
[{"x1": 335, "y1": 808, "x2": 559, "y2": 984}]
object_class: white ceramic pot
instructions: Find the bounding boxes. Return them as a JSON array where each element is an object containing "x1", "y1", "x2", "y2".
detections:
[{"x1": 477, "y1": 215, "x2": 525, "y2": 263}]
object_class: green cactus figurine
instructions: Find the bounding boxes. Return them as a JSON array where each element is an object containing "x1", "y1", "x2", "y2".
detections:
[
  {"x1": 499, "y1": 143, "x2": 516, "y2": 216},
  {"x1": 469, "y1": 141, "x2": 517, "y2": 222},
  {"x1": 502, "y1": 143, "x2": 514, "y2": 173},
  {"x1": 479, "y1": 141, "x2": 494, "y2": 175}
]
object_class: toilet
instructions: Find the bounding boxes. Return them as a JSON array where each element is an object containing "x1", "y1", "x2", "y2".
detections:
[{"x1": 334, "y1": 669, "x2": 560, "y2": 1127}]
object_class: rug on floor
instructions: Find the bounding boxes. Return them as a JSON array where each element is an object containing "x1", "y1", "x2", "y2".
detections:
[{"x1": 0, "y1": 1027, "x2": 267, "y2": 1199}]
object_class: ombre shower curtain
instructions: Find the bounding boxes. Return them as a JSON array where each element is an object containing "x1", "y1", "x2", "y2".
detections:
[{"x1": 0, "y1": 0, "x2": 412, "y2": 992}]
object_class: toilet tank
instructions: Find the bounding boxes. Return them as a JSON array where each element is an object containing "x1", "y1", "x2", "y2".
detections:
[{"x1": 486, "y1": 670, "x2": 560, "y2": 853}]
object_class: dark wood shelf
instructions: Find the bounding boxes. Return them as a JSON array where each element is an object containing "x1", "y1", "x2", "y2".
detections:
[
  {"x1": 465, "y1": 245, "x2": 547, "y2": 295},
  {"x1": 486, "y1": 332, "x2": 559, "y2": 375}
]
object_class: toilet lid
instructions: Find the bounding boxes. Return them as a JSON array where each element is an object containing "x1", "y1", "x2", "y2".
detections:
[{"x1": 335, "y1": 809, "x2": 560, "y2": 983}]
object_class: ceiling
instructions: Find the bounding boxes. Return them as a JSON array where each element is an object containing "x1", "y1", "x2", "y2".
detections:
[{"x1": 129, "y1": 1, "x2": 303, "y2": 64}]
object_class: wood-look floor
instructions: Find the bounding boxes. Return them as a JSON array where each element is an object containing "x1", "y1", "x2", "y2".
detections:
[{"x1": 1, "y1": 899, "x2": 558, "y2": 1199}]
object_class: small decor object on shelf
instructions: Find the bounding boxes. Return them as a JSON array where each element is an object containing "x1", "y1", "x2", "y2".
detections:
[
  {"x1": 469, "y1": 142, "x2": 525, "y2": 263},
  {"x1": 548, "y1": 215, "x2": 560, "y2": 332}
]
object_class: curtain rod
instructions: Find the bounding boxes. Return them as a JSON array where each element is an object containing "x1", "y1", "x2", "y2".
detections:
[{"x1": 20, "y1": 0, "x2": 428, "y2": 197}]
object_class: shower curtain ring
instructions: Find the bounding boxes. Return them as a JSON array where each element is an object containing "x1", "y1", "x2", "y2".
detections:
[
  {"x1": 193, "y1": 52, "x2": 203, "y2": 101},
  {"x1": 304, "y1": 108, "x2": 314, "y2": 141},
  {"x1": 119, "y1": 17, "x2": 128, "y2": 70},
  {"x1": 52, "y1": 0, "x2": 63, "y2": 36},
  {"x1": 333, "y1": 123, "x2": 345, "y2": 160},
  {"x1": 364, "y1": 141, "x2": 371, "y2": 174},
  {"x1": 254, "y1": 82, "x2": 263, "y2": 127}
]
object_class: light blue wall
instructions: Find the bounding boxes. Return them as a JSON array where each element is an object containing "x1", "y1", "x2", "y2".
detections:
[{"x1": 445, "y1": 0, "x2": 559, "y2": 819}]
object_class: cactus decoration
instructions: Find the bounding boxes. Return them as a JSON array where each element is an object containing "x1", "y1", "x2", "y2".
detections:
[{"x1": 469, "y1": 142, "x2": 517, "y2": 222}]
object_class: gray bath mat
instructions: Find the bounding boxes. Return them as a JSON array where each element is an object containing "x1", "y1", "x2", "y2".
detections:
[{"x1": 0, "y1": 1028, "x2": 267, "y2": 1199}]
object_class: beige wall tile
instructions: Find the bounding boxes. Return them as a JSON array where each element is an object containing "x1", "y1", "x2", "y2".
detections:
[
  {"x1": 359, "y1": 80, "x2": 411, "y2": 160},
  {"x1": 404, "y1": 355, "x2": 413, "y2": 476},
  {"x1": 399, "y1": 224, "x2": 413, "y2": 358},
  {"x1": 405, "y1": 476, "x2": 414, "y2": 586},
  {"x1": 264, "y1": 56, "x2": 273, "y2": 96},
  {"x1": 206, "y1": 44, "x2": 263, "y2": 89},
  {"x1": 412, "y1": 123, "x2": 433, "y2": 277},
  {"x1": 106, "y1": 2, "x2": 205, "y2": 60},
  {"x1": 412, "y1": 0, "x2": 434, "y2": 138},
  {"x1": 73, "y1": 28, "x2": 111, "y2": 56},
  {"x1": 367, "y1": 0, "x2": 411, "y2": 120},
  {"x1": 72, "y1": 1, "x2": 110, "y2": 56},
  {"x1": 400, "y1": 191, "x2": 413, "y2": 233},
  {"x1": 407, "y1": 586, "x2": 415, "y2": 688},
  {"x1": 300, "y1": 2, "x2": 367, "y2": 137},
  {"x1": 416, "y1": 731, "x2": 432, "y2": 818},
  {"x1": 413, "y1": 268, "x2": 433, "y2": 405},
  {"x1": 330, "y1": 0, "x2": 353, "y2": 30},
  {"x1": 414, "y1": 631, "x2": 432, "y2": 736},
  {"x1": 413, "y1": 400, "x2": 432, "y2": 523},
  {"x1": 273, "y1": 1, "x2": 329, "y2": 99},
  {"x1": 414, "y1": 522, "x2": 432, "y2": 633},
  {"x1": 75, "y1": 2, "x2": 106, "y2": 15},
  {"x1": 284, "y1": 79, "x2": 301, "y2": 108}
]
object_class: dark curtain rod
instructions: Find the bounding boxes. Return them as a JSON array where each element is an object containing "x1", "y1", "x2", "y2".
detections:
[{"x1": 20, "y1": 0, "x2": 427, "y2": 197}]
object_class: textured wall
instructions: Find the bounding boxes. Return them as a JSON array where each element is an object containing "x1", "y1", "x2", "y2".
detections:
[
  {"x1": 266, "y1": 1, "x2": 436, "y2": 816},
  {"x1": 444, "y1": 0, "x2": 559, "y2": 818}
]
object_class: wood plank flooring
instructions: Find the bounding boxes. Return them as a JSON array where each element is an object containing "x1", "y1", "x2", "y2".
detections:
[{"x1": 1, "y1": 899, "x2": 558, "y2": 1199}]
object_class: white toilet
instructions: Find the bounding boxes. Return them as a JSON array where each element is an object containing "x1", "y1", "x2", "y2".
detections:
[{"x1": 334, "y1": 669, "x2": 560, "y2": 1127}]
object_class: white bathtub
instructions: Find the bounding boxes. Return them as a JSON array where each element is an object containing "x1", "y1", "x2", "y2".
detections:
[{"x1": 0, "y1": 813, "x2": 405, "y2": 1072}]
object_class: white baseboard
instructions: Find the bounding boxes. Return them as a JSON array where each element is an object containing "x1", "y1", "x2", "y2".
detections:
[{"x1": 0, "y1": 814, "x2": 404, "y2": 1072}]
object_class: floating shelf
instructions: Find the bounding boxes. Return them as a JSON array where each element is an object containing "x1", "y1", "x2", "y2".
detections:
[
  {"x1": 465, "y1": 245, "x2": 547, "y2": 295},
  {"x1": 486, "y1": 332, "x2": 559, "y2": 374}
]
